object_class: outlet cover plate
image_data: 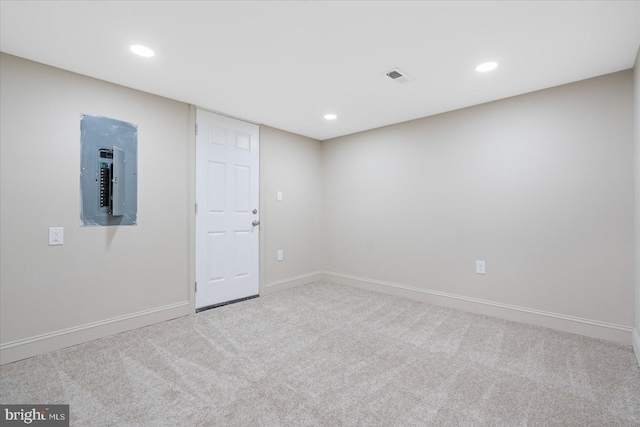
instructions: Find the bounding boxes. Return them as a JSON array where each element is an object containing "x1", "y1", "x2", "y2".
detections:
[{"x1": 49, "y1": 227, "x2": 64, "y2": 245}]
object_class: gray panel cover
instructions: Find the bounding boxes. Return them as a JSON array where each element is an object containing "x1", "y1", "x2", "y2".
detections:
[
  {"x1": 112, "y1": 146, "x2": 125, "y2": 216},
  {"x1": 80, "y1": 114, "x2": 137, "y2": 226}
]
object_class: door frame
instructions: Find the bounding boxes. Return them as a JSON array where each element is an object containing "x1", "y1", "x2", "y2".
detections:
[{"x1": 188, "y1": 106, "x2": 265, "y2": 314}]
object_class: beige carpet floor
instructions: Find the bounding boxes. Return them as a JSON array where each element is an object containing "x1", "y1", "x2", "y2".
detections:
[{"x1": 1, "y1": 282, "x2": 639, "y2": 426}]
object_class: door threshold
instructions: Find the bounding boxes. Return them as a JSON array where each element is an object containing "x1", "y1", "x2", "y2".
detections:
[{"x1": 196, "y1": 294, "x2": 259, "y2": 313}]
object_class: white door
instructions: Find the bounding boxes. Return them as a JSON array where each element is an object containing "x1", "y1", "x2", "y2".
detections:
[{"x1": 196, "y1": 109, "x2": 259, "y2": 311}]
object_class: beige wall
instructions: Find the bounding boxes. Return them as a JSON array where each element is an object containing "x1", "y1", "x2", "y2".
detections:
[
  {"x1": 0, "y1": 55, "x2": 325, "y2": 363},
  {"x1": 323, "y1": 71, "x2": 634, "y2": 333},
  {"x1": 1, "y1": 51, "x2": 636, "y2": 362},
  {"x1": 260, "y1": 126, "x2": 323, "y2": 291},
  {"x1": 0, "y1": 54, "x2": 192, "y2": 363}
]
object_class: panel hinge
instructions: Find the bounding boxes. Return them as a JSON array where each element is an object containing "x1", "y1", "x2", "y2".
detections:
[
  {"x1": 195, "y1": 281, "x2": 198, "y2": 292},
  {"x1": 195, "y1": 202, "x2": 198, "y2": 215},
  {"x1": 195, "y1": 124, "x2": 199, "y2": 136}
]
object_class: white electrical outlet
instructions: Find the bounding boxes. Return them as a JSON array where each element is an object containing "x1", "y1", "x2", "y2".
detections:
[
  {"x1": 476, "y1": 260, "x2": 486, "y2": 275},
  {"x1": 277, "y1": 191, "x2": 283, "y2": 201},
  {"x1": 49, "y1": 227, "x2": 64, "y2": 246},
  {"x1": 277, "y1": 250, "x2": 283, "y2": 261}
]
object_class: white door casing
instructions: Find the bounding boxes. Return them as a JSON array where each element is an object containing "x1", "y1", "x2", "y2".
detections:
[{"x1": 195, "y1": 109, "x2": 259, "y2": 310}]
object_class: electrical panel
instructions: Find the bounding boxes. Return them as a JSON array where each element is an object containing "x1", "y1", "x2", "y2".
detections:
[{"x1": 80, "y1": 114, "x2": 137, "y2": 226}]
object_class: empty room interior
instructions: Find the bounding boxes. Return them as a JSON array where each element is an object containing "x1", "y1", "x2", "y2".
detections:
[{"x1": 1, "y1": 1, "x2": 640, "y2": 425}]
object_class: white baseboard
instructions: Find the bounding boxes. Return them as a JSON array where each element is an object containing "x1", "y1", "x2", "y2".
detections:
[
  {"x1": 0, "y1": 301, "x2": 190, "y2": 365},
  {"x1": 633, "y1": 329, "x2": 640, "y2": 367},
  {"x1": 263, "y1": 271, "x2": 324, "y2": 295},
  {"x1": 323, "y1": 271, "x2": 633, "y2": 346}
]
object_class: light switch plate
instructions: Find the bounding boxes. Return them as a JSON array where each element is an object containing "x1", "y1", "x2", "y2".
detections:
[
  {"x1": 476, "y1": 260, "x2": 485, "y2": 275},
  {"x1": 49, "y1": 227, "x2": 64, "y2": 245},
  {"x1": 277, "y1": 191, "x2": 283, "y2": 201},
  {"x1": 277, "y1": 250, "x2": 283, "y2": 261}
]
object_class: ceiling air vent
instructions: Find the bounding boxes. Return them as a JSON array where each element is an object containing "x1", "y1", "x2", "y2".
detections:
[{"x1": 383, "y1": 68, "x2": 413, "y2": 84}]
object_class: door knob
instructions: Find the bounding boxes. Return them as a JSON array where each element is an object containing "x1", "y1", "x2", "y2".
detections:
[{"x1": 252, "y1": 220, "x2": 260, "y2": 227}]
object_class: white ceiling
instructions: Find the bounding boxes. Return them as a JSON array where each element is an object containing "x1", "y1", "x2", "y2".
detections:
[{"x1": 1, "y1": 1, "x2": 639, "y2": 141}]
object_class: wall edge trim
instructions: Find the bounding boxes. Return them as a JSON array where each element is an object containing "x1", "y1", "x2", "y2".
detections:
[
  {"x1": 265, "y1": 271, "x2": 324, "y2": 288},
  {"x1": 633, "y1": 329, "x2": 640, "y2": 367},
  {"x1": 1, "y1": 301, "x2": 190, "y2": 365},
  {"x1": 264, "y1": 271, "x2": 324, "y2": 294},
  {"x1": 323, "y1": 271, "x2": 632, "y2": 344}
]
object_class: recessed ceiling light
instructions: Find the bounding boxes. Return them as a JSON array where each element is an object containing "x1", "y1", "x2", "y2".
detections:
[
  {"x1": 476, "y1": 61, "x2": 498, "y2": 72},
  {"x1": 130, "y1": 45, "x2": 155, "y2": 57},
  {"x1": 324, "y1": 114, "x2": 337, "y2": 120}
]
